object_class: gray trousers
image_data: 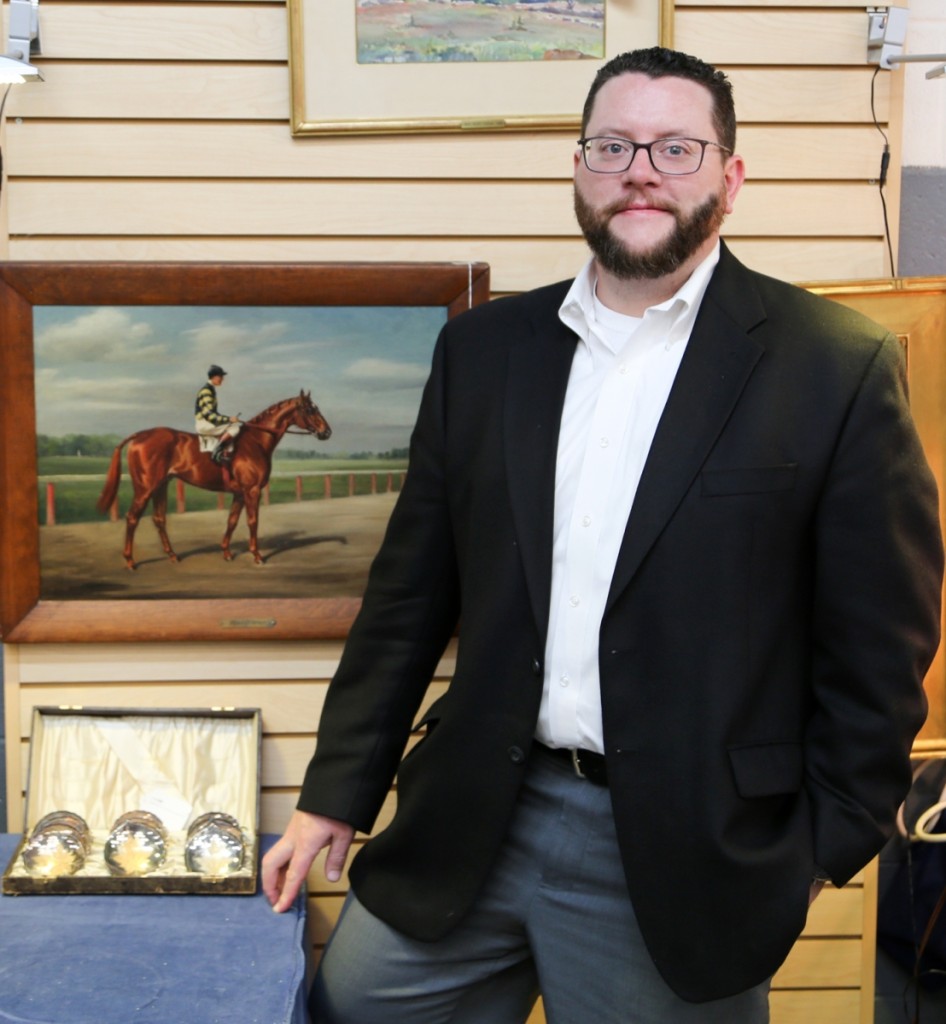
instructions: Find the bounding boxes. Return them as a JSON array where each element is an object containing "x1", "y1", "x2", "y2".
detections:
[{"x1": 309, "y1": 748, "x2": 770, "y2": 1024}]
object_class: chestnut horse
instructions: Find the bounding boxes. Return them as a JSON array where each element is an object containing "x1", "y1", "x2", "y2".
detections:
[{"x1": 96, "y1": 390, "x2": 332, "y2": 569}]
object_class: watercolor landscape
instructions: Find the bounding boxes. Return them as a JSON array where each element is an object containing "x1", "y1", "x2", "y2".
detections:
[{"x1": 356, "y1": 0, "x2": 605, "y2": 64}]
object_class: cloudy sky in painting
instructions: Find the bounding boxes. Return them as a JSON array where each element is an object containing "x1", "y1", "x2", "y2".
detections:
[{"x1": 33, "y1": 304, "x2": 447, "y2": 455}]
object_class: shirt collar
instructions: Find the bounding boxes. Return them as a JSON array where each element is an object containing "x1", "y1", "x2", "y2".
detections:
[{"x1": 558, "y1": 242, "x2": 721, "y2": 347}]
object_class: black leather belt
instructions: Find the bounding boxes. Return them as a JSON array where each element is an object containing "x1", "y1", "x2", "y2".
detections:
[{"x1": 534, "y1": 741, "x2": 608, "y2": 786}]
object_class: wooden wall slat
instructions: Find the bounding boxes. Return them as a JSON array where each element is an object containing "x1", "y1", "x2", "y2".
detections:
[
  {"x1": 803, "y1": 886, "x2": 864, "y2": 938},
  {"x1": 13, "y1": 644, "x2": 341, "y2": 682},
  {"x1": 33, "y1": 4, "x2": 288, "y2": 61},
  {"x1": 773, "y1": 938, "x2": 862, "y2": 988},
  {"x1": 728, "y1": 68, "x2": 889, "y2": 124},
  {"x1": 4, "y1": 122, "x2": 887, "y2": 180},
  {"x1": 14, "y1": 681, "x2": 331, "y2": 735},
  {"x1": 6, "y1": 64, "x2": 289, "y2": 119},
  {"x1": 261, "y1": 790, "x2": 397, "y2": 841},
  {"x1": 675, "y1": 10, "x2": 869, "y2": 65},
  {"x1": 5, "y1": 66, "x2": 890, "y2": 124},
  {"x1": 728, "y1": 183, "x2": 883, "y2": 236},
  {"x1": 4, "y1": 238, "x2": 889, "y2": 293},
  {"x1": 769, "y1": 990, "x2": 861, "y2": 1024},
  {"x1": 11, "y1": 641, "x2": 453, "y2": 684},
  {"x1": 6, "y1": 181, "x2": 886, "y2": 237}
]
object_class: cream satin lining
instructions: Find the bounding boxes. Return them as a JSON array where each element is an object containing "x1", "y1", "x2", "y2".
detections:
[{"x1": 8, "y1": 713, "x2": 258, "y2": 880}]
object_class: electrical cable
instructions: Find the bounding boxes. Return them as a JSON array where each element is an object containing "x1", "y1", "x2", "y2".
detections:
[
  {"x1": 870, "y1": 67, "x2": 898, "y2": 277},
  {"x1": 0, "y1": 84, "x2": 12, "y2": 213}
]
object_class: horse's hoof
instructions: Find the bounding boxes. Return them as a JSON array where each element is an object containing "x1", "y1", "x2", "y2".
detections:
[
  {"x1": 125, "y1": 562, "x2": 137, "y2": 572},
  {"x1": 168, "y1": 554, "x2": 179, "y2": 564},
  {"x1": 223, "y1": 551, "x2": 233, "y2": 562}
]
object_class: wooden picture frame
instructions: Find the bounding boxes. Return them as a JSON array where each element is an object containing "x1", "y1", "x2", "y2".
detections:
[
  {"x1": 0, "y1": 261, "x2": 490, "y2": 643},
  {"x1": 289, "y1": 0, "x2": 673, "y2": 137}
]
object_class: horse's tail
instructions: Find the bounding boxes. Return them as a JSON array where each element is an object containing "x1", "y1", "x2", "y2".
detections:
[{"x1": 96, "y1": 436, "x2": 134, "y2": 515}]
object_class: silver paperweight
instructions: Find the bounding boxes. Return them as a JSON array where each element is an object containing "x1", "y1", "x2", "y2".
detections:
[
  {"x1": 104, "y1": 810, "x2": 168, "y2": 876},
  {"x1": 22, "y1": 810, "x2": 92, "y2": 878},
  {"x1": 185, "y1": 812, "x2": 246, "y2": 876}
]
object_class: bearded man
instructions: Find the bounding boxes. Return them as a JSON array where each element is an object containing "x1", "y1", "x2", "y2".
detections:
[{"x1": 262, "y1": 47, "x2": 943, "y2": 1024}]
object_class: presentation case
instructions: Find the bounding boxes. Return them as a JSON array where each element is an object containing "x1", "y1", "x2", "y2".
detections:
[{"x1": 2, "y1": 706, "x2": 262, "y2": 895}]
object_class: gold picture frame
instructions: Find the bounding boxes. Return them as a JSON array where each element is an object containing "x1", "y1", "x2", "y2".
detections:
[
  {"x1": 289, "y1": 0, "x2": 673, "y2": 137},
  {"x1": 805, "y1": 276, "x2": 946, "y2": 745}
]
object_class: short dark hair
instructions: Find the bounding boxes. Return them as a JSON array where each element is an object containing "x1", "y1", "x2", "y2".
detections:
[{"x1": 581, "y1": 47, "x2": 736, "y2": 152}]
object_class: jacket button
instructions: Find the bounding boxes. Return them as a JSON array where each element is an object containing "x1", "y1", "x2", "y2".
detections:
[
  {"x1": 531, "y1": 657, "x2": 542, "y2": 675},
  {"x1": 508, "y1": 746, "x2": 525, "y2": 764}
]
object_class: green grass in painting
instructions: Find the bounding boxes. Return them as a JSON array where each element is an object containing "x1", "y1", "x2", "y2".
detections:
[{"x1": 356, "y1": 2, "x2": 604, "y2": 64}]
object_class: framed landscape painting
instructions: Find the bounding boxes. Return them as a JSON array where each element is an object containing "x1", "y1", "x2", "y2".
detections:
[
  {"x1": 0, "y1": 261, "x2": 490, "y2": 642},
  {"x1": 289, "y1": 0, "x2": 672, "y2": 136}
]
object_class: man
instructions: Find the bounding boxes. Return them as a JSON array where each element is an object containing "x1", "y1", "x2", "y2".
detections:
[
  {"x1": 262, "y1": 47, "x2": 943, "y2": 1023},
  {"x1": 194, "y1": 364, "x2": 241, "y2": 464}
]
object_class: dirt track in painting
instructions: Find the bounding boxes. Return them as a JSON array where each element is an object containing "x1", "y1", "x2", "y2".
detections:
[{"x1": 39, "y1": 492, "x2": 399, "y2": 602}]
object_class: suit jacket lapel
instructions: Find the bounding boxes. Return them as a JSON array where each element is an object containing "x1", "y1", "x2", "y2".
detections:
[
  {"x1": 503, "y1": 286, "x2": 577, "y2": 639},
  {"x1": 606, "y1": 247, "x2": 767, "y2": 611}
]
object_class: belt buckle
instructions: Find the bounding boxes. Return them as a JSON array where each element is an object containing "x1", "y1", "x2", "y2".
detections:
[{"x1": 570, "y1": 748, "x2": 587, "y2": 780}]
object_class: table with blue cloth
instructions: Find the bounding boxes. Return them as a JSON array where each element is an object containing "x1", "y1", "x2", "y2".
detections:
[{"x1": 0, "y1": 833, "x2": 309, "y2": 1024}]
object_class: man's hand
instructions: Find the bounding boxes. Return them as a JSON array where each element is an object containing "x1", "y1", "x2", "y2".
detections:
[{"x1": 261, "y1": 810, "x2": 355, "y2": 913}]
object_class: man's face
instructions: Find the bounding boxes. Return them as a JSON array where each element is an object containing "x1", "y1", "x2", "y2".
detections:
[
  {"x1": 573, "y1": 72, "x2": 744, "y2": 281},
  {"x1": 211, "y1": 375, "x2": 224, "y2": 386}
]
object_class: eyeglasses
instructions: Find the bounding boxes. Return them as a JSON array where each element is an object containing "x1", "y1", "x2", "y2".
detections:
[{"x1": 577, "y1": 136, "x2": 732, "y2": 176}]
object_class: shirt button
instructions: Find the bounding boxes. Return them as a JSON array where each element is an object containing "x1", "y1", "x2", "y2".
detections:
[
  {"x1": 581, "y1": 515, "x2": 592, "y2": 527},
  {"x1": 559, "y1": 674, "x2": 570, "y2": 688},
  {"x1": 569, "y1": 595, "x2": 580, "y2": 607},
  {"x1": 599, "y1": 437, "x2": 609, "y2": 448},
  {"x1": 618, "y1": 363, "x2": 628, "y2": 374}
]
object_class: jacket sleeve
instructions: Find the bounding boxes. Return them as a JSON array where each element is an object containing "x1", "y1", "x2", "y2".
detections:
[
  {"x1": 296, "y1": 327, "x2": 461, "y2": 833},
  {"x1": 196, "y1": 385, "x2": 230, "y2": 426},
  {"x1": 806, "y1": 332, "x2": 943, "y2": 884}
]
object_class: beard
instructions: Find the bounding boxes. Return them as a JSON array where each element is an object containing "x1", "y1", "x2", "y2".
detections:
[{"x1": 574, "y1": 184, "x2": 728, "y2": 280}]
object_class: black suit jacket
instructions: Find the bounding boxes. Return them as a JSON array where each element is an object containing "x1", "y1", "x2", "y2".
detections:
[{"x1": 299, "y1": 244, "x2": 943, "y2": 1001}]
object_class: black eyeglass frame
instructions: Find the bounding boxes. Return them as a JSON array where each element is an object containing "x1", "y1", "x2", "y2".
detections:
[{"x1": 576, "y1": 136, "x2": 734, "y2": 176}]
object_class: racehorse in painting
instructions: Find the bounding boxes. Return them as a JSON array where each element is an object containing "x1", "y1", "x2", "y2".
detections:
[{"x1": 96, "y1": 390, "x2": 332, "y2": 569}]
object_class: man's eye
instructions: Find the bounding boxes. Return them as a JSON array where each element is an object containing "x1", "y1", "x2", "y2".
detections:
[
  {"x1": 657, "y1": 141, "x2": 694, "y2": 158},
  {"x1": 600, "y1": 140, "x2": 630, "y2": 155}
]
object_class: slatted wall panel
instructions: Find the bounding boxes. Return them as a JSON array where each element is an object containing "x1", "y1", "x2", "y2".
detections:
[
  {"x1": 2, "y1": 0, "x2": 900, "y2": 288},
  {"x1": 2, "y1": 3, "x2": 899, "y2": 1021},
  {"x1": 4, "y1": 639, "x2": 880, "y2": 1024},
  {"x1": 1, "y1": 641, "x2": 450, "y2": 973}
]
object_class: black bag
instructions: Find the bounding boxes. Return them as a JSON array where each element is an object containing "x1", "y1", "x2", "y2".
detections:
[{"x1": 877, "y1": 758, "x2": 946, "y2": 994}]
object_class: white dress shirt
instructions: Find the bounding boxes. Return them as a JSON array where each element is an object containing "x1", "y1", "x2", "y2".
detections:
[{"x1": 535, "y1": 245, "x2": 721, "y2": 753}]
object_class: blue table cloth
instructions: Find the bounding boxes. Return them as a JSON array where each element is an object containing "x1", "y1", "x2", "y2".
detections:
[{"x1": 0, "y1": 834, "x2": 309, "y2": 1024}]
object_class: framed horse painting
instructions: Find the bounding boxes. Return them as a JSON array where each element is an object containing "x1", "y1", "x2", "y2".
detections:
[{"x1": 0, "y1": 261, "x2": 489, "y2": 642}]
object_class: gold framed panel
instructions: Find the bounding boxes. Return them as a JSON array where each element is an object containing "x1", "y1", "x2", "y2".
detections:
[
  {"x1": 0, "y1": 261, "x2": 490, "y2": 644},
  {"x1": 804, "y1": 277, "x2": 946, "y2": 745},
  {"x1": 289, "y1": 0, "x2": 673, "y2": 137}
]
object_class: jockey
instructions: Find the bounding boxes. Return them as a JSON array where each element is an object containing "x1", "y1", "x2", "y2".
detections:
[{"x1": 195, "y1": 365, "x2": 241, "y2": 464}]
